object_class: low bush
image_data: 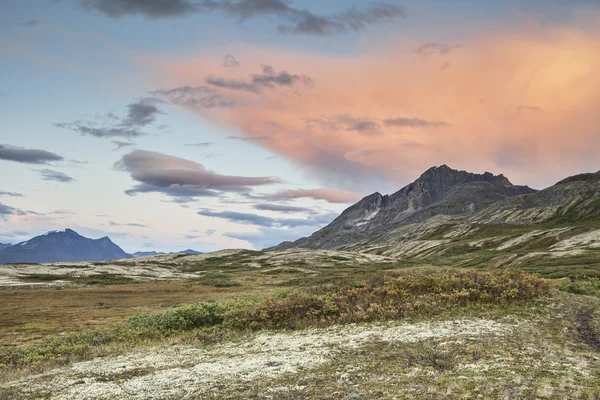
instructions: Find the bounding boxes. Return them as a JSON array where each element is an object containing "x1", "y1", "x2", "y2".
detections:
[
  {"x1": 560, "y1": 277, "x2": 600, "y2": 296},
  {"x1": 0, "y1": 269, "x2": 549, "y2": 370}
]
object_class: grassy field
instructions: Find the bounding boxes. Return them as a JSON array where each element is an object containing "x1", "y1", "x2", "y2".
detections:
[
  {"x1": 0, "y1": 250, "x2": 408, "y2": 348},
  {"x1": 1, "y1": 251, "x2": 600, "y2": 399}
]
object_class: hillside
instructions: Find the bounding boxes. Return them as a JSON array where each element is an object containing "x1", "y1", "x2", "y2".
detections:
[
  {"x1": 0, "y1": 229, "x2": 131, "y2": 264},
  {"x1": 270, "y1": 167, "x2": 600, "y2": 277}
]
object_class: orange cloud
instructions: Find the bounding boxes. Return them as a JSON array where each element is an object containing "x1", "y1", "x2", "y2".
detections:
[{"x1": 149, "y1": 18, "x2": 600, "y2": 189}]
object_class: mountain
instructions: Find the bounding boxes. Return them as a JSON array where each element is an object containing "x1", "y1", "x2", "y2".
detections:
[
  {"x1": 274, "y1": 165, "x2": 536, "y2": 250},
  {"x1": 179, "y1": 249, "x2": 203, "y2": 255},
  {"x1": 273, "y1": 167, "x2": 600, "y2": 275},
  {"x1": 0, "y1": 243, "x2": 11, "y2": 251},
  {"x1": 131, "y1": 251, "x2": 167, "y2": 258},
  {"x1": 0, "y1": 229, "x2": 132, "y2": 264},
  {"x1": 131, "y1": 249, "x2": 203, "y2": 258}
]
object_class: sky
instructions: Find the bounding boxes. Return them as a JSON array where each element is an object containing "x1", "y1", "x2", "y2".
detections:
[{"x1": 0, "y1": 0, "x2": 599, "y2": 252}]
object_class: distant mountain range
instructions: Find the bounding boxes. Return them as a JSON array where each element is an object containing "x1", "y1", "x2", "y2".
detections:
[
  {"x1": 131, "y1": 251, "x2": 166, "y2": 258},
  {"x1": 0, "y1": 230, "x2": 202, "y2": 264},
  {"x1": 0, "y1": 229, "x2": 131, "y2": 264},
  {"x1": 5, "y1": 164, "x2": 600, "y2": 266},
  {"x1": 131, "y1": 249, "x2": 203, "y2": 258}
]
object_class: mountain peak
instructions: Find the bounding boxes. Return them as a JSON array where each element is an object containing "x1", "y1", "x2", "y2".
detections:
[
  {"x1": 418, "y1": 165, "x2": 511, "y2": 186},
  {"x1": 44, "y1": 228, "x2": 79, "y2": 236},
  {"x1": 272, "y1": 165, "x2": 536, "y2": 251},
  {"x1": 0, "y1": 229, "x2": 131, "y2": 264}
]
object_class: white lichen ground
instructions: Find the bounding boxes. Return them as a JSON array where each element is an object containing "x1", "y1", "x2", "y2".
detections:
[{"x1": 5, "y1": 318, "x2": 517, "y2": 400}]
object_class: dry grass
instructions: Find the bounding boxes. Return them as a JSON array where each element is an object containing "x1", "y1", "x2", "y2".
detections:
[
  {"x1": 0, "y1": 269, "x2": 548, "y2": 376},
  {"x1": 0, "y1": 255, "x2": 419, "y2": 349},
  {"x1": 0, "y1": 281, "x2": 273, "y2": 348}
]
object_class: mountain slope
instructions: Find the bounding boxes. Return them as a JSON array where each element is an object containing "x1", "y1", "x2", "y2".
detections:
[
  {"x1": 274, "y1": 165, "x2": 536, "y2": 250},
  {"x1": 330, "y1": 170, "x2": 600, "y2": 275},
  {"x1": 0, "y1": 229, "x2": 132, "y2": 264},
  {"x1": 0, "y1": 243, "x2": 11, "y2": 252}
]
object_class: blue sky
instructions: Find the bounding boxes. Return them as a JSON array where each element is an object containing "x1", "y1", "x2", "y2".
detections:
[{"x1": 1, "y1": 0, "x2": 599, "y2": 252}]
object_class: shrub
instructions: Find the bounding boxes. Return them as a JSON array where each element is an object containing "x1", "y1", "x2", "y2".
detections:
[
  {"x1": 561, "y1": 277, "x2": 600, "y2": 296},
  {"x1": 0, "y1": 269, "x2": 549, "y2": 370}
]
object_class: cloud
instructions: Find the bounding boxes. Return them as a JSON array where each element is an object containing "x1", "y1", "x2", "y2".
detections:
[
  {"x1": 0, "y1": 203, "x2": 17, "y2": 216},
  {"x1": 224, "y1": 224, "x2": 328, "y2": 249},
  {"x1": 251, "y1": 65, "x2": 313, "y2": 88},
  {"x1": 108, "y1": 220, "x2": 147, "y2": 228},
  {"x1": 347, "y1": 119, "x2": 380, "y2": 134},
  {"x1": 253, "y1": 203, "x2": 312, "y2": 213},
  {"x1": 382, "y1": 117, "x2": 451, "y2": 128},
  {"x1": 206, "y1": 65, "x2": 312, "y2": 93},
  {"x1": 0, "y1": 191, "x2": 24, "y2": 198},
  {"x1": 150, "y1": 86, "x2": 235, "y2": 109},
  {"x1": 21, "y1": 19, "x2": 41, "y2": 27},
  {"x1": 205, "y1": 229, "x2": 216, "y2": 236},
  {"x1": 182, "y1": 234, "x2": 202, "y2": 239},
  {"x1": 151, "y1": 17, "x2": 600, "y2": 189},
  {"x1": 78, "y1": 0, "x2": 197, "y2": 18},
  {"x1": 306, "y1": 114, "x2": 449, "y2": 136},
  {"x1": 306, "y1": 114, "x2": 381, "y2": 135},
  {"x1": 276, "y1": 3, "x2": 407, "y2": 36},
  {"x1": 55, "y1": 123, "x2": 147, "y2": 138},
  {"x1": 205, "y1": 76, "x2": 259, "y2": 93},
  {"x1": 0, "y1": 202, "x2": 37, "y2": 219},
  {"x1": 183, "y1": 142, "x2": 214, "y2": 147},
  {"x1": 227, "y1": 135, "x2": 270, "y2": 142},
  {"x1": 124, "y1": 100, "x2": 161, "y2": 126},
  {"x1": 517, "y1": 105, "x2": 542, "y2": 112},
  {"x1": 0, "y1": 144, "x2": 64, "y2": 164},
  {"x1": 49, "y1": 209, "x2": 77, "y2": 215},
  {"x1": 75, "y1": 0, "x2": 407, "y2": 36},
  {"x1": 114, "y1": 150, "x2": 282, "y2": 199},
  {"x1": 55, "y1": 99, "x2": 162, "y2": 139},
  {"x1": 412, "y1": 43, "x2": 462, "y2": 57},
  {"x1": 269, "y1": 188, "x2": 363, "y2": 204},
  {"x1": 223, "y1": 54, "x2": 240, "y2": 68},
  {"x1": 37, "y1": 169, "x2": 75, "y2": 183},
  {"x1": 198, "y1": 208, "x2": 335, "y2": 228},
  {"x1": 0, "y1": 230, "x2": 30, "y2": 239},
  {"x1": 112, "y1": 140, "x2": 136, "y2": 150}
]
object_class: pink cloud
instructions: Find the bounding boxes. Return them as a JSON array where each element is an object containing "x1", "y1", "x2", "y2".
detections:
[
  {"x1": 270, "y1": 188, "x2": 363, "y2": 204},
  {"x1": 148, "y1": 18, "x2": 600, "y2": 189}
]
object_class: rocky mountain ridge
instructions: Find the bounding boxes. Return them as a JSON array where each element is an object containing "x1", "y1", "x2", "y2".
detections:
[
  {"x1": 270, "y1": 166, "x2": 600, "y2": 274},
  {"x1": 274, "y1": 165, "x2": 536, "y2": 250}
]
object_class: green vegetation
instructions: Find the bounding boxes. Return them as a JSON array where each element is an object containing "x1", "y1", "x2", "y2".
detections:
[
  {"x1": 0, "y1": 269, "x2": 548, "y2": 372},
  {"x1": 560, "y1": 277, "x2": 600, "y2": 296},
  {"x1": 189, "y1": 272, "x2": 241, "y2": 288},
  {"x1": 18, "y1": 273, "x2": 135, "y2": 285}
]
